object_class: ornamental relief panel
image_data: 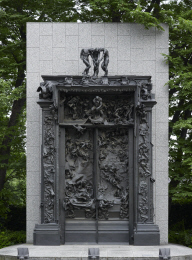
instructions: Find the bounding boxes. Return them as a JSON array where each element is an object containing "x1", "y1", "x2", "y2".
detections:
[
  {"x1": 61, "y1": 93, "x2": 134, "y2": 126},
  {"x1": 42, "y1": 112, "x2": 56, "y2": 223}
]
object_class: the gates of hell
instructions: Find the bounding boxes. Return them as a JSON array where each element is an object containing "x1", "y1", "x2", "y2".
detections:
[{"x1": 33, "y1": 75, "x2": 160, "y2": 245}]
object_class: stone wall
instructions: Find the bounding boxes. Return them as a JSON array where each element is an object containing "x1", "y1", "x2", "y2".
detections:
[{"x1": 26, "y1": 22, "x2": 169, "y2": 244}]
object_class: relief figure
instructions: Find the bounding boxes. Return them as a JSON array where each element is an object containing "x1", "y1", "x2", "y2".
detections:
[{"x1": 88, "y1": 96, "x2": 104, "y2": 124}]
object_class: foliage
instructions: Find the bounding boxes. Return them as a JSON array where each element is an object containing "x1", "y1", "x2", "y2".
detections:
[
  {"x1": 169, "y1": 229, "x2": 192, "y2": 248},
  {"x1": 0, "y1": 79, "x2": 26, "y2": 218},
  {"x1": 162, "y1": 0, "x2": 192, "y2": 203},
  {"x1": 169, "y1": 220, "x2": 192, "y2": 248},
  {"x1": 78, "y1": 0, "x2": 163, "y2": 29},
  {"x1": 0, "y1": 230, "x2": 26, "y2": 249}
]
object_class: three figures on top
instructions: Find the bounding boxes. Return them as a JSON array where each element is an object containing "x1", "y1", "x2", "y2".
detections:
[{"x1": 80, "y1": 48, "x2": 109, "y2": 77}]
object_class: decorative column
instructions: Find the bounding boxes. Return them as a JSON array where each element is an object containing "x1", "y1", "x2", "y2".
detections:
[
  {"x1": 33, "y1": 83, "x2": 60, "y2": 245},
  {"x1": 133, "y1": 82, "x2": 160, "y2": 245}
]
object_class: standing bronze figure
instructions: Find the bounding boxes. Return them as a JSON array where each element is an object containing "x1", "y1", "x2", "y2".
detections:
[
  {"x1": 90, "y1": 48, "x2": 101, "y2": 77},
  {"x1": 100, "y1": 48, "x2": 109, "y2": 76},
  {"x1": 80, "y1": 48, "x2": 109, "y2": 77},
  {"x1": 80, "y1": 48, "x2": 94, "y2": 75}
]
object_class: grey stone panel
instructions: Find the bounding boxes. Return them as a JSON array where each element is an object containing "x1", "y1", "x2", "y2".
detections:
[
  {"x1": 91, "y1": 35, "x2": 105, "y2": 47},
  {"x1": 143, "y1": 61, "x2": 156, "y2": 84},
  {"x1": 155, "y1": 195, "x2": 168, "y2": 222},
  {"x1": 66, "y1": 22, "x2": 78, "y2": 35},
  {"x1": 65, "y1": 60, "x2": 79, "y2": 75},
  {"x1": 91, "y1": 23, "x2": 105, "y2": 35},
  {"x1": 156, "y1": 122, "x2": 168, "y2": 147},
  {"x1": 27, "y1": 220, "x2": 38, "y2": 243},
  {"x1": 79, "y1": 23, "x2": 92, "y2": 47},
  {"x1": 117, "y1": 60, "x2": 131, "y2": 75},
  {"x1": 27, "y1": 23, "x2": 40, "y2": 48},
  {"x1": 105, "y1": 23, "x2": 118, "y2": 48},
  {"x1": 27, "y1": 48, "x2": 40, "y2": 73},
  {"x1": 66, "y1": 36, "x2": 79, "y2": 60},
  {"x1": 40, "y1": 22, "x2": 52, "y2": 35},
  {"x1": 27, "y1": 121, "x2": 40, "y2": 146},
  {"x1": 131, "y1": 49, "x2": 143, "y2": 73},
  {"x1": 156, "y1": 172, "x2": 169, "y2": 196},
  {"x1": 118, "y1": 23, "x2": 130, "y2": 35},
  {"x1": 27, "y1": 146, "x2": 40, "y2": 173},
  {"x1": 156, "y1": 48, "x2": 169, "y2": 73},
  {"x1": 27, "y1": 195, "x2": 41, "y2": 221},
  {"x1": 53, "y1": 23, "x2": 66, "y2": 48},
  {"x1": 131, "y1": 61, "x2": 143, "y2": 74},
  {"x1": 40, "y1": 36, "x2": 53, "y2": 61},
  {"x1": 157, "y1": 220, "x2": 168, "y2": 244},
  {"x1": 156, "y1": 24, "x2": 169, "y2": 49},
  {"x1": 27, "y1": 171, "x2": 41, "y2": 196},
  {"x1": 156, "y1": 73, "x2": 169, "y2": 98},
  {"x1": 131, "y1": 48, "x2": 143, "y2": 61},
  {"x1": 27, "y1": 98, "x2": 40, "y2": 122},
  {"x1": 27, "y1": 73, "x2": 40, "y2": 98},
  {"x1": 143, "y1": 26, "x2": 156, "y2": 36},
  {"x1": 53, "y1": 48, "x2": 66, "y2": 73},
  {"x1": 107, "y1": 47, "x2": 118, "y2": 75},
  {"x1": 118, "y1": 36, "x2": 131, "y2": 60},
  {"x1": 155, "y1": 146, "x2": 168, "y2": 173},
  {"x1": 143, "y1": 36, "x2": 156, "y2": 60},
  {"x1": 130, "y1": 24, "x2": 144, "y2": 49},
  {"x1": 156, "y1": 97, "x2": 168, "y2": 123},
  {"x1": 40, "y1": 60, "x2": 53, "y2": 75}
]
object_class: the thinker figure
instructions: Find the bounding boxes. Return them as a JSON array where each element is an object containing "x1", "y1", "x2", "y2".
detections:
[
  {"x1": 80, "y1": 48, "x2": 93, "y2": 75},
  {"x1": 100, "y1": 48, "x2": 109, "y2": 76},
  {"x1": 89, "y1": 96, "x2": 104, "y2": 124}
]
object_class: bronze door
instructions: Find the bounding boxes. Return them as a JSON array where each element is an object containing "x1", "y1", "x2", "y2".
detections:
[
  {"x1": 59, "y1": 93, "x2": 133, "y2": 244},
  {"x1": 60, "y1": 126, "x2": 132, "y2": 244}
]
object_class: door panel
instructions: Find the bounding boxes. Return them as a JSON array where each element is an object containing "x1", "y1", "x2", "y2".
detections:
[
  {"x1": 98, "y1": 128, "x2": 129, "y2": 221},
  {"x1": 64, "y1": 128, "x2": 95, "y2": 219},
  {"x1": 61, "y1": 126, "x2": 130, "y2": 244}
]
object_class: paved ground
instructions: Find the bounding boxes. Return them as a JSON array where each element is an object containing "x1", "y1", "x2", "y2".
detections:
[{"x1": 0, "y1": 244, "x2": 192, "y2": 259}]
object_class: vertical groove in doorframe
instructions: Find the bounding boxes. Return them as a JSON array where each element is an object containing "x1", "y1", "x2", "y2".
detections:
[
  {"x1": 129, "y1": 126, "x2": 134, "y2": 244},
  {"x1": 59, "y1": 127, "x2": 65, "y2": 244},
  {"x1": 93, "y1": 127, "x2": 99, "y2": 244}
]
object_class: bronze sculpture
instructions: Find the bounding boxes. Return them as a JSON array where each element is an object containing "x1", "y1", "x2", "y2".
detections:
[{"x1": 80, "y1": 48, "x2": 109, "y2": 77}]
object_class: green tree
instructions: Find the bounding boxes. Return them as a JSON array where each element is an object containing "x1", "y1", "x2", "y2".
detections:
[
  {"x1": 163, "y1": 0, "x2": 192, "y2": 203},
  {"x1": 78, "y1": 0, "x2": 163, "y2": 28},
  {"x1": 0, "y1": 0, "x2": 78, "y2": 218}
]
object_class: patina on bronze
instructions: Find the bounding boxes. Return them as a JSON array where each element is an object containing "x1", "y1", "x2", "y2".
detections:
[
  {"x1": 80, "y1": 48, "x2": 109, "y2": 77},
  {"x1": 34, "y1": 52, "x2": 159, "y2": 245}
]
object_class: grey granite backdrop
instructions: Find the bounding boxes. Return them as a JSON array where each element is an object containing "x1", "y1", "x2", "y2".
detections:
[{"x1": 26, "y1": 22, "x2": 169, "y2": 244}]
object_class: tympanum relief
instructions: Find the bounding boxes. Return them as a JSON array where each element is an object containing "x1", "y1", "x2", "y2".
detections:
[{"x1": 62, "y1": 94, "x2": 134, "y2": 126}]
